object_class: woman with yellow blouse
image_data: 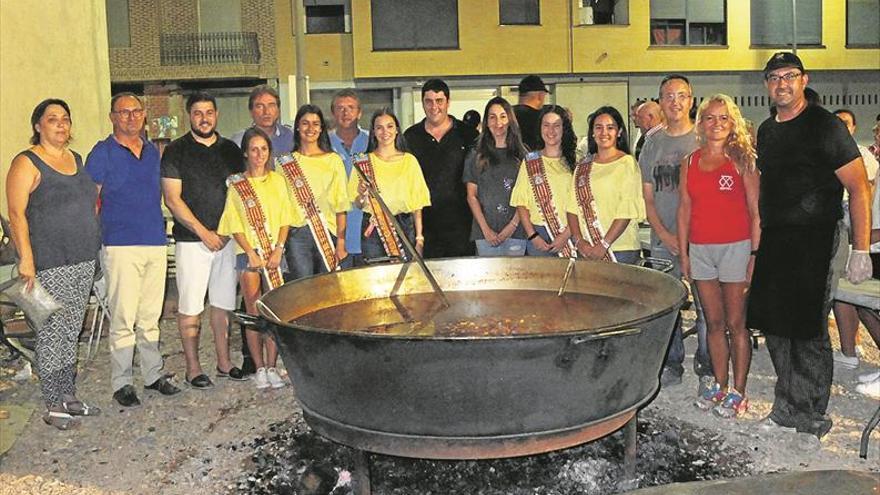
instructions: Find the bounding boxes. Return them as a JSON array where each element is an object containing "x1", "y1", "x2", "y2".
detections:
[
  {"x1": 218, "y1": 127, "x2": 292, "y2": 389},
  {"x1": 281, "y1": 104, "x2": 349, "y2": 278},
  {"x1": 510, "y1": 106, "x2": 575, "y2": 256},
  {"x1": 349, "y1": 108, "x2": 431, "y2": 260},
  {"x1": 567, "y1": 106, "x2": 645, "y2": 265}
]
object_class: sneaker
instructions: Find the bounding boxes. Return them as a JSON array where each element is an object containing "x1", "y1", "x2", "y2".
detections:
[
  {"x1": 660, "y1": 366, "x2": 683, "y2": 387},
  {"x1": 832, "y1": 350, "x2": 859, "y2": 369},
  {"x1": 855, "y1": 375, "x2": 880, "y2": 399},
  {"x1": 713, "y1": 389, "x2": 748, "y2": 418},
  {"x1": 695, "y1": 380, "x2": 726, "y2": 410},
  {"x1": 253, "y1": 367, "x2": 270, "y2": 390},
  {"x1": 857, "y1": 370, "x2": 880, "y2": 383},
  {"x1": 796, "y1": 417, "x2": 833, "y2": 440},
  {"x1": 696, "y1": 374, "x2": 713, "y2": 397},
  {"x1": 266, "y1": 368, "x2": 286, "y2": 389},
  {"x1": 693, "y1": 358, "x2": 712, "y2": 378}
]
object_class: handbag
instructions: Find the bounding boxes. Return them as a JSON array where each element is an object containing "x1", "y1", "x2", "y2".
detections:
[{"x1": 1, "y1": 266, "x2": 63, "y2": 329}]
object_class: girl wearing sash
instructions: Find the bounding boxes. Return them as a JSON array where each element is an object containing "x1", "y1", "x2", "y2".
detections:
[
  {"x1": 218, "y1": 128, "x2": 292, "y2": 389},
  {"x1": 282, "y1": 104, "x2": 349, "y2": 279},
  {"x1": 349, "y1": 108, "x2": 430, "y2": 260},
  {"x1": 464, "y1": 97, "x2": 528, "y2": 256},
  {"x1": 678, "y1": 95, "x2": 759, "y2": 418},
  {"x1": 510, "y1": 105, "x2": 575, "y2": 256},
  {"x1": 566, "y1": 106, "x2": 645, "y2": 265}
]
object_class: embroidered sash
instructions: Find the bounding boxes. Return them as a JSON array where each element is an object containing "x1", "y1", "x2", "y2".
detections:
[
  {"x1": 352, "y1": 153, "x2": 406, "y2": 260},
  {"x1": 226, "y1": 174, "x2": 285, "y2": 288},
  {"x1": 525, "y1": 151, "x2": 573, "y2": 258},
  {"x1": 574, "y1": 158, "x2": 616, "y2": 262},
  {"x1": 277, "y1": 153, "x2": 339, "y2": 272}
]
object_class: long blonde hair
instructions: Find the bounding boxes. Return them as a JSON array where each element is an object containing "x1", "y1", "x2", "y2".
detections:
[{"x1": 695, "y1": 94, "x2": 756, "y2": 174}]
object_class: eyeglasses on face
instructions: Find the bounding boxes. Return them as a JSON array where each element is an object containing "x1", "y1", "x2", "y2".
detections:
[
  {"x1": 113, "y1": 108, "x2": 145, "y2": 118},
  {"x1": 661, "y1": 92, "x2": 692, "y2": 102},
  {"x1": 765, "y1": 72, "x2": 803, "y2": 84}
]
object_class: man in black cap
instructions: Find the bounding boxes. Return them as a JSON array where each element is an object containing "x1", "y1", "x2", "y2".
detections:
[
  {"x1": 513, "y1": 75, "x2": 550, "y2": 151},
  {"x1": 747, "y1": 52, "x2": 873, "y2": 439}
]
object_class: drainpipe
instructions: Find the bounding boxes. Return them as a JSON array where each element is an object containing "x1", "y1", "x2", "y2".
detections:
[
  {"x1": 294, "y1": 0, "x2": 309, "y2": 106},
  {"x1": 791, "y1": 0, "x2": 797, "y2": 54}
]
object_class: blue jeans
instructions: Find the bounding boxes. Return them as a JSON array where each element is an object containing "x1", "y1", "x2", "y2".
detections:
[
  {"x1": 475, "y1": 238, "x2": 528, "y2": 257},
  {"x1": 613, "y1": 249, "x2": 642, "y2": 265},
  {"x1": 285, "y1": 226, "x2": 337, "y2": 281},
  {"x1": 651, "y1": 244, "x2": 709, "y2": 374}
]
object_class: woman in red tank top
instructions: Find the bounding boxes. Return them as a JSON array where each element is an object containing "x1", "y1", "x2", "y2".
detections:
[{"x1": 678, "y1": 94, "x2": 760, "y2": 419}]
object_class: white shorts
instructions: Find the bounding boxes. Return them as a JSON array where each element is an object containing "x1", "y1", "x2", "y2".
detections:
[{"x1": 175, "y1": 241, "x2": 237, "y2": 315}]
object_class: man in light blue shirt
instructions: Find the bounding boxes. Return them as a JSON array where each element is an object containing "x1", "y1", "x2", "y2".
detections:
[
  {"x1": 328, "y1": 89, "x2": 369, "y2": 267},
  {"x1": 230, "y1": 85, "x2": 294, "y2": 159}
]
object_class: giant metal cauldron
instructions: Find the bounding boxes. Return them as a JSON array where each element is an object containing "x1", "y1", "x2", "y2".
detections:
[{"x1": 254, "y1": 257, "x2": 686, "y2": 463}]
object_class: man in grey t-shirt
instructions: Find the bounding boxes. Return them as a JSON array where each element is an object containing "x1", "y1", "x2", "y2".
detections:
[{"x1": 639, "y1": 74, "x2": 709, "y2": 387}]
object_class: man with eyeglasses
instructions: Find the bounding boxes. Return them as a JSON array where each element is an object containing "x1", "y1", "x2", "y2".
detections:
[
  {"x1": 639, "y1": 74, "x2": 711, "y2": 388},
  {"x1": 747, "y1": 52, "x2": 873, "y2": 439},
  {"x1": 85, "y1": 93, "x2": 180, "y2": 406}
]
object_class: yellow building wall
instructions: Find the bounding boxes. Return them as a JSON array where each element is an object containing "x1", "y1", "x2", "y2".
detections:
[
  {"x1": 305, "y1": 34, "x2": 355, "y2": 82},
  {"x1": 1, "y1": 1, "x2": 112, "y2": 215},
  {"x1": 350, "y1": 0, "x2": 571, "y2": 79},
  {"x1": 571, "y1": 0, "x2": 880, "y2": 73},
  {"x1": 345, "y1": 0, "x2": 878, "y2": 81}
]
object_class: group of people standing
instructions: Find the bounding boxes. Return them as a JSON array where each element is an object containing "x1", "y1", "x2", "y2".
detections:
[{"x1": 5, "y1": 52, "x2": 875, "y2": 440}]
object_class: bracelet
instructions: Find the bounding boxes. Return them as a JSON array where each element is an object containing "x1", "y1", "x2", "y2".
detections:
[
  {"x1": 750, "y1": 250, "x2": 758, "y2": 256},
  {"x1": 528, "y1": 232, "x2": 540, "y2": 241},
  {"x1": 415, "y1": 235, "x2": 425, "y2": 242},
  {"x1": 852, "y1": 249, "x2": 869, "y2": 254},
  {"x1": 600, "y1": 239, "x2": 610, "y2": 249}
]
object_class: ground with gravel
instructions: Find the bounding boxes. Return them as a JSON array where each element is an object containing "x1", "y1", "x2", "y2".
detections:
[{"x1": 1, "y1": 304, "x2": 878, "y2": 495}]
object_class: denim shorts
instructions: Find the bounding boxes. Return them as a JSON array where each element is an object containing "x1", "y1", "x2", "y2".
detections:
[{"x1": 689, "y1": 239, "x2": 751, "y2": 283}]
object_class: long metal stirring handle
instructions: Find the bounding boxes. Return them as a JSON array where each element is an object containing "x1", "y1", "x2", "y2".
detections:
[{"x1": 352, "y1": 164, "x2": 450, "y2": 309}]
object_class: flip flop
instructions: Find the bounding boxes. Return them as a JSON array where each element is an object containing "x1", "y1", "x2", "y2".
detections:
[
  {"x1": 43, "y1": 411, "x2": 80, "y2": 431},
  {"x1": 63, "y1": 400, "x2": 102, "y2": 417}
]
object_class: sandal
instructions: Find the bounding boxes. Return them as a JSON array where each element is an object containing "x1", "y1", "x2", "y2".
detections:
[
  {"x1": 63, "y1": 400, "x2": 102, "y2": 417},
  {"x1": 43, "y1": 411, "x2": 80, "y2": 430}
]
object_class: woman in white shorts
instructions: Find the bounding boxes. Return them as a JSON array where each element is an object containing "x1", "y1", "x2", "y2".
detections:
[{"x1": 678, "y1": 94, "x2": 760, "y2": 419}]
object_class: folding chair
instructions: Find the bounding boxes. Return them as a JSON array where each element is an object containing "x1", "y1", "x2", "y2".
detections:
[{"x1": 85, "y1": 275, "x2": 111, "y2": 360}]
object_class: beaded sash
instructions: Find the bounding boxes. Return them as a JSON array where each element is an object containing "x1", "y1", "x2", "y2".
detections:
[
  {"x1": 226, "y1": 174, "x2": 285, "y2": 288},
  {"x1": 525, "y1": 151, "x2": 573, "y2": 258},
  {"x1": 573, "y1": 158, "x2": 616, "y2": 262},
  {"x1": 277, "y1": 153, "x2": 338, "y2": 272},
  {"x1": 352, "y1": 154, "x2": 405, "y2": 260}
]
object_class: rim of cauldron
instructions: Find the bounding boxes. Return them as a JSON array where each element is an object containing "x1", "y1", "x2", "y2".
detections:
[{"x1": 257, "y1": 260, "x2": 688, "y2": 341}]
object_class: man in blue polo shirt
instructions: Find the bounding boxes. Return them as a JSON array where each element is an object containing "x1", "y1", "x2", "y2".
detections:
[
  {"x1": 328, "y1": 89, "x2": 369, "y2": 267},
  {"x1": 230, "y1": 85, "x2": 294, "y2": 159},
  {"x1": 86, "y1": 93, "x2": 180, "y2": 407}
]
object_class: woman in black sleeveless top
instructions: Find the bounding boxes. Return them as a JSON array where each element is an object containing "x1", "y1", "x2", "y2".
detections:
[{"x1": 6, "y1": 99, "x2": 101, "y2": 430}]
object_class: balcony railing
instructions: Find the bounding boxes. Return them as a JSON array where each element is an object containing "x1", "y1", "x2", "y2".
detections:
[{"x1": 160, "y1": 32, "x2": 261, "y2": 66}]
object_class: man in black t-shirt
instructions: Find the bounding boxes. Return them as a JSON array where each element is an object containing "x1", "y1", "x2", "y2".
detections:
[
  {"x1": 404, "y1": 79, "x2": 478, "y2": 258},
  {"x1": 161, "y1": 91, "x2": 246, "y2": 390},
  {"x1": 747, "y1": 52, "x2": 872, "y2": 440},
  {"x1": 513, "y1": 75, "x2": 550, "y2": 152}
]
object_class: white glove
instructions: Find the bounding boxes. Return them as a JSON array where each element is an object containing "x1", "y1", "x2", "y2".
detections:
[{"x1": 846, "y1": 250, "x2": 873, "y2": 284}]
